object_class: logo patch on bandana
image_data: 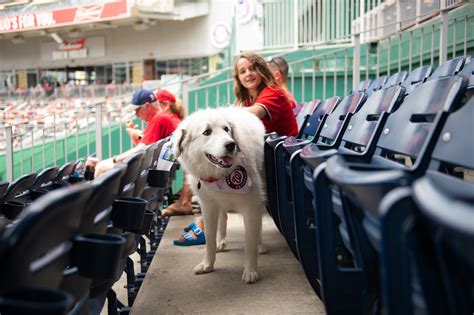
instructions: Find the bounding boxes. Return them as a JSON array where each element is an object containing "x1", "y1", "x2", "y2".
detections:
[{"x1": 226, "y1": 166, "x2": 247, "y2": 190}]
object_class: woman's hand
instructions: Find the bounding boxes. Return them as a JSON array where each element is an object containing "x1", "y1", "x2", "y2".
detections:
[{"x1": 94, "y1": 158, "x2": 115, "y2": 178}]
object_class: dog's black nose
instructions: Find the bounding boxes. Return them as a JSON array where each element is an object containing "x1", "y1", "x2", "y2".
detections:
[{"x1": 225, "y1": 141, "x2": 236, "y2": 153}]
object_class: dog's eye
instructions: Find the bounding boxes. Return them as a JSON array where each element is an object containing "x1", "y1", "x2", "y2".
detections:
[
  {"x1": 223, "y1": 126, "x2": 229, "y2": 132},
  {"x1": 203, "y1": 128, "x2": 212, "y2": 136}
]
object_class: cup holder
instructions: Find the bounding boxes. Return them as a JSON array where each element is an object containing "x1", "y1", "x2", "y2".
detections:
[
  {"x1": 147, "y1": 170, "x2": 170, "y2": 188},
  {"x1": 130, "y1": 209, "x2": 155, "y2": 235},
  {"x1": 0, "y1": 287, "x2": 74, "y2": 315},
  {"x1": 30, "y1": 188, "x2": 49, "y2": 201},
  {"x1": 111, "y1": 197, "x2": 147, "y2": 232},
  {"x1": 73, "y1": 233, "x2": 125, "y2": 279},
  {"x1": 1, "y1": 201, "x2": 25, "y2": 220}
]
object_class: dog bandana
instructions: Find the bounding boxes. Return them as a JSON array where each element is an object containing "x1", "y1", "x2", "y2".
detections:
[{"x1": 198, "y1": 155, "x2": 252, "y2": 194}]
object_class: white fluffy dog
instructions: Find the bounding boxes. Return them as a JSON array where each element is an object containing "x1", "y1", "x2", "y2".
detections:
[{"x1": 173, "y1": 106, "x2": 266, "y2": 283}]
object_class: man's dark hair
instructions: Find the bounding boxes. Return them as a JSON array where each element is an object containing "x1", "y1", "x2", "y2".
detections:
[{"x1": 269, "y1": 57, "x2": 289, "y2": 83}]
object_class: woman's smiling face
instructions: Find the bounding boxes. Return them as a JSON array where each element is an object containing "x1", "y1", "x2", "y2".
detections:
[{"x1": 236, "y1": 57, "x2": 263, "y2": 97}]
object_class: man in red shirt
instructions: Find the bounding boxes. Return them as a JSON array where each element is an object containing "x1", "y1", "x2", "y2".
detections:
[
  {"x1": 267, "y1": 56, "x2": 298, "y2": 108},
  {"x1": 95, "y1": 89, "x2": 176, "y2": 177}
]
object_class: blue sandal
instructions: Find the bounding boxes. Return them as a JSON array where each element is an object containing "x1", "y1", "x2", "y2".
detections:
[
  {"x1": 183, "y1": 221, "x2": 197, "y2": 232},
  {"x1": 173, "y1": 227, "x2": 206, "y2": 246}
]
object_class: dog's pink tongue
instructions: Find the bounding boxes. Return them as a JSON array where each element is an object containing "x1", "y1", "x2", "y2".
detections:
[{"x1": 221, "y1": 156, "x2": 233, "y2": 165}]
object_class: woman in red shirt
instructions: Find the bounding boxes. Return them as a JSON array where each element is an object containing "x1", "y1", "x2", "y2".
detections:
[{"x1": 234, "y1": 52, "x2": 298, "y2": 137}]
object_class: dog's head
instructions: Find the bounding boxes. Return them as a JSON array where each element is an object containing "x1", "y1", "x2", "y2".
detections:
[{"x1": 173, "y1": 108, "x2": 241, "y2": 178}]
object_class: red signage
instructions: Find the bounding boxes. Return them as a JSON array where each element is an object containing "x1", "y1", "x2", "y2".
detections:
[
  {"x1": 59, "y1": 38, "x2": 86, "y2": 51},
  {"x1": 0, "y1": 0, "x2": 130, "y2": 33}
]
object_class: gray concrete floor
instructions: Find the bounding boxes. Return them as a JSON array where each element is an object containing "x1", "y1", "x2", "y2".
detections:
[{"x1": 130, "y1": 213, "x2": 325, "y2": 314}]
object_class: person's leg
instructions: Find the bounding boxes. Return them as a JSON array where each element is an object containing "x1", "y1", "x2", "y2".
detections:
[{"x1": 161, "y1": 178, "x2": 193, "y2": 216}]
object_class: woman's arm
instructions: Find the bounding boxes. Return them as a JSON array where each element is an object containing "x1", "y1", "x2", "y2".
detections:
[{"x1": 244, "y1": 103, "x2": 267, "y2": 118}]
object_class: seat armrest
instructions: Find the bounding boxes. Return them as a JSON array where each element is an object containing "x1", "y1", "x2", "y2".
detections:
[
  {"x1": 300, "y1": 142, "x2": 338, "y2": 170},
  {"x1": 283, "y1": 137, "x2": 311, "y2": 155},
  {"x1": 325, "y1": 155, "x2": 411, "y2": 213}
]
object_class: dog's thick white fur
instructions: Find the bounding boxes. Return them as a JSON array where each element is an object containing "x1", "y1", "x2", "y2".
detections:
[{"x1": 173, "y1": 106, "x2": 266, "y2": 284}]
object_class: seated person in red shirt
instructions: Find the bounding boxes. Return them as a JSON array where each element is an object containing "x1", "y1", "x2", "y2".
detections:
[
  {"x1": 95, "y1": 89, "x2": 176, "y2": 177},
  {"x1": 155, "y1": 89, "x2": 185, "y2": 128},
  {"x1": 267, "y1": 56, "x2": 298, "y2": 109},
  {"x1": 234, "y1": 52, "x2": 298, "y2": 136},
  {"x1": 125, "y1": 89, "x2": 184, "y2": 141}
]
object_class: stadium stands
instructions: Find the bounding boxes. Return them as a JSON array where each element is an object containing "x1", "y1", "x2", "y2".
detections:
[{"x1": 0, "y1": 56, "x2": 472, "y2": 314}]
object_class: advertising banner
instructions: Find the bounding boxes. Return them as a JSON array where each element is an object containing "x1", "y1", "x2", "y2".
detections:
[{"x1": 0, "y1": 0, "x2": 130, "y2": 33}]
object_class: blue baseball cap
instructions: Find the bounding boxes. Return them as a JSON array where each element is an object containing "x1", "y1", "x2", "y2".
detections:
[{"x1": 131, "y1": 89, "x2": 157, "y2": 106}]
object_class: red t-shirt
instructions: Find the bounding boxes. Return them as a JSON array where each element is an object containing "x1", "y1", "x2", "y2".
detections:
[
  {"x1": 140, "y1": 112, "x2": 176, "y2": 144},
  {"x1": 244, "y1": 85, "x2": 298, "y2": 136},
  {"x1": 169, "y1": 113, "x2": 182, "y2": 128}
]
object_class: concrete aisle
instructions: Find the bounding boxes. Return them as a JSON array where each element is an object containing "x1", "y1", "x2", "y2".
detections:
[{"x1": 131, "y1": 213, "x2": 325, "y2": 314}]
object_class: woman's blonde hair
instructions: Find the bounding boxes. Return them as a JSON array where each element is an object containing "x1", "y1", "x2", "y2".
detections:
[
  {"x1": 169, "y1": 98, "x2": 185, "y2": 119},
  {"x1": 233, "y1": 52, "x2": 279, "y2": 105}
]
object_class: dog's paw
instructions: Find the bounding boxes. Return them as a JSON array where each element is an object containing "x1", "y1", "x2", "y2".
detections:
[
  {"x1": 258, "y1": 245, "x2": 268, "y2": 255},
  {"x1": 216, "y1": 239, "x2": 227, "y2": 252},
  {"x1": 241, "y1": 269, "x2": 259, "y2": 284},
  {"x1": 193, "y1": 262, "x2": 214, "y2": 274}
]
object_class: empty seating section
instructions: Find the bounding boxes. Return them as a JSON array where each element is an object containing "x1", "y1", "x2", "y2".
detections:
[
  {"x1": 0, "y1": 56, "x2": 472, "y2": 315},
  {"x1": 263, "y1": 55, "x2": 473, "y2": 315},
  {"x1": 0, "y1": 136, "x2": 174, "y2": 314}
]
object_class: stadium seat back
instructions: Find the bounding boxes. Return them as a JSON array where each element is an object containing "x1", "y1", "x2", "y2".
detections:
[
  {"x1": 0, "y1": 184, "x2": 93, "y2": 292},
  {"x1": 32, "y1": 166, "x2": 59, "y2": 190},
  {"x1": 383, "y1": 71, "x2": 408, "y2": 88},
  {"x1": 133, "y1": 143, "x2": 157, "y2": 197},
  {"x1": 427, "y1": 56, "x2": 465, "y2": 81},
  {"x1": 340, "y1": 85, "x2": 405, "y2": 152},
  {"x1": 295, "y1": 101, "x2": 317, "y2": 131},
  {"x1": 296, "y1": 99, "x2": 321, "y2": 138},
  {"x1": 118, "y1": 151, "x2": 145, "y2": 198},
  {"x1": 400, "y1": 65, "x2": 432, "y2": 94},
  {"x1": 301, "y1": 96, "x2": 341, "y2": 139},
  {"x1": 375, "y1": 76, "x2": 467, "y2": 165},
  {"x1": 316, "y1": 92, "x2": 366, "y2": 145},
  {"x1": 366, "y1": 75, "x2": 387, "y2": 96}
]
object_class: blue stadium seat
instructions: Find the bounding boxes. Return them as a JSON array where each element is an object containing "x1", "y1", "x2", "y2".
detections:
[
  {"x1": 295, "y1": 100, "x2": 320, "y2": 133},
  {"x1": 264, "y1": 96, "x2": 340, "y2": 233},
  {"x1": 383, "y1": 71, "x2": 408, "y2": 88},
  {"x1": 61, "y1": 165, "x2": 126, "y2": 314},
  {"x1": 377, "y1": 93, "x2": 474, "y2": 315},
  {"x1": 366, "y1": 75, "x2": 387, "y2": 96},
  {"x1": 28, "y1": 166, "x2": 59, "y2": 201},
  {"x1": 355, "y1": 79, "x2": 372, "y2": 93},
  {"x1": 427, "y1": 56, "x2": 465, "y2": 81},
  {"x1": 276, "y1": 92, "x2": 366, "y2": 259},
  {"x1": 0, "y1": 184, "x2": 93, "y2": 314},
  {"x1": 133, "y1": 142, "x2": 157, "y2": 198},
  {"x1": 0, "y1": 173, "x2": 36, "y2": 220},
  {"x1": 31, "y1": 166, "x2": 58, "y2": 190},
  {"x1": 118, "y1": 151, "x2": 145, "y2": 198},
  {"x1": 320, "y1": 72, "x2": 468, "y2": 314},
  {"x1": 400, "y1": 65, "x2": 432, "y2": 94},
  {"x1": 291, "y1": 85, "x2": 405, "y2": 303}
]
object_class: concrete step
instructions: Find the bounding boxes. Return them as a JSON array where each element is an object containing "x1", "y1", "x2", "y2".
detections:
[{"x1": 131, "y1": 213, "x2": 325, "y2": 314}]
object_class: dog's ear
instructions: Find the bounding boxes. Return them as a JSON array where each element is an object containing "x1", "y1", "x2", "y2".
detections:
[{"x1": 172, "y1": 128, "x2": 188, "y2": 158}]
